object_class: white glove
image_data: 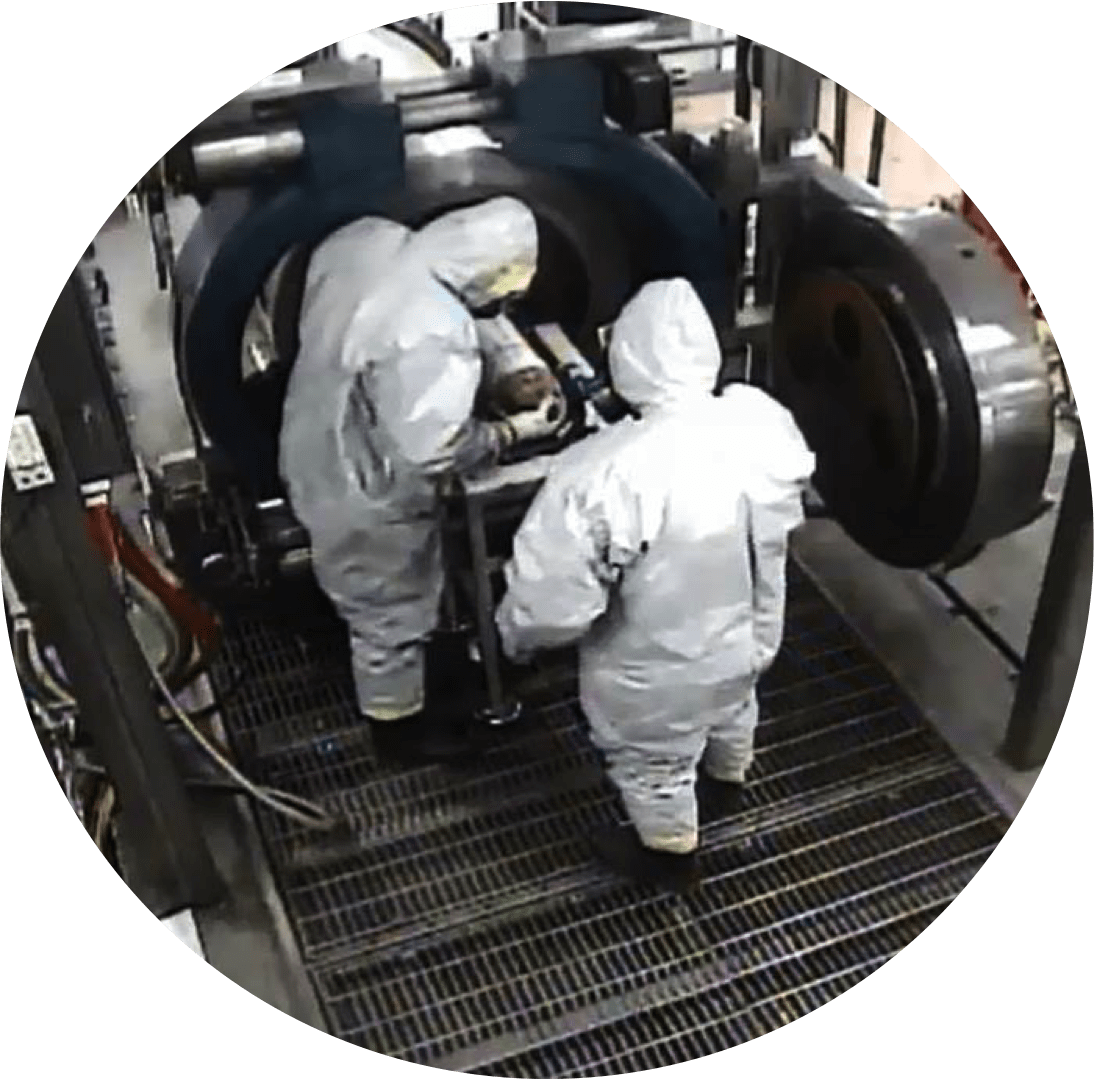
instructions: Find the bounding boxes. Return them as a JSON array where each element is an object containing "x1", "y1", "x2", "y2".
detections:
[{"x1": 497, "y1": 392, "x2": 568, "y2": 447}]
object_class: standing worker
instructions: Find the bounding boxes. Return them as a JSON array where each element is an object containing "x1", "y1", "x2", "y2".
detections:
[
  {"x1": 280, "y1": 197, "x2": 566, "y2": 767},
  {"x1": 495, "y1": 279, "x2": 815, "y2": 891}
]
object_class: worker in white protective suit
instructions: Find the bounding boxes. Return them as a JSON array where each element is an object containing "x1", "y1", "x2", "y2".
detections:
[
  {"x1": 280, "y1": 197, "x2": 566, "y2": 767},
  {"x1": 495, "y1": 279, "x2": 815, "y2": 891}
]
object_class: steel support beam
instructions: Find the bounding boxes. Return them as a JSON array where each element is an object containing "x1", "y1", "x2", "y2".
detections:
[
  {"x1": 3, "y1": 358, "x2": 224, "y2": 915},
  {"x1": 1003, "y1": 432, "x2": 1092, "y2": 770}
]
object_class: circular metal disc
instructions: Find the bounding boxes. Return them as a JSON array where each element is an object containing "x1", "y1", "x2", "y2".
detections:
[
  {"x1": 770, "y1": 203, "x2": 1041, "y2": 569},
  {"x1": 775, "y1": 268, "x2": 925, "y2": 517}
]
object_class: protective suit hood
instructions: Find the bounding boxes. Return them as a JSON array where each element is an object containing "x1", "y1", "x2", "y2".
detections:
[
  {"x1": 608, "y1": 279, "x2": 721, "y2": 410},
  {"x1": 406, "y1": 196, "x2": 538, "y2": 310}
]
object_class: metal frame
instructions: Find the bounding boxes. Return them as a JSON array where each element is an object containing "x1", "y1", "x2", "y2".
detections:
[
  {"x1": 1003, "y1": 432, "x2": 1092, "y2": 770},
  {"x1": 3, "y1": 358, "x2": 223, "y2": 916},
  {"x1": 34, "y1": 272, "x2": 135, "y2": 485}
]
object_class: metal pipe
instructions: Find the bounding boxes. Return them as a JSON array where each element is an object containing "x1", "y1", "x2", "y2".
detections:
[
  {"x1": 389, "y1": 68, "x2": 482, "y2": 99},
  {"x1": 541, "y1": 18, "x2": 680, "y2": 54},
  {"x1": 633, "y1": 36, "x2": 731, "y2": 56},
  {"x1": 833, "y1": 83, "x2": 848, "y2": 171},
  {"x1": 185, "y1": 26, "x2": 732, "y2": 189},
  {"x1": 520, "y1": 7, "x2": 550, "y2": 32},
  {"x1": 191, "y1": 126, "x2": 305, "y2": 187},
  {"x1": 1003, "y1": 433, "x2": 1092, "y2": 770},
  {"x1": 400, "y1": 90, "x2": 505, "y2": 132},
  {"x1": 187, "y1": 88, "x2": 505, "y2": 187},
  {"x1": 867, "y1": 109, "x2": 887, "y2": 185}
]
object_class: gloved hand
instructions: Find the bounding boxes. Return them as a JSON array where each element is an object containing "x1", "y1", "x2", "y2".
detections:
[{"x1": 496, "y1": 392, "x2": 568, "y2": 447}]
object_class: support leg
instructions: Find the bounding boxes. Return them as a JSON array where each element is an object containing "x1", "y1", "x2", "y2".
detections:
[
  {"x1": 467, "y1": 493, "x2": 520, "y2": 725},
  {"x1": 1003, "y1": 433, "x2": 1092, "y2": 770}
]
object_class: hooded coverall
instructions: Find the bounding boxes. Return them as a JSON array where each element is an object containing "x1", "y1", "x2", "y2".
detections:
[
  {"x1": 496, "y1": 279, "x2": 815, "y2": 854},
  {"x1": 280, "y1": 197, "x2": 540, "y2": 721}
]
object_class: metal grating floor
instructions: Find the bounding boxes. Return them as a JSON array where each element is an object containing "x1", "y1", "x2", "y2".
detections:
[{"x1": 208, "y1": 561, "x2": 1009, "y2": 1075}]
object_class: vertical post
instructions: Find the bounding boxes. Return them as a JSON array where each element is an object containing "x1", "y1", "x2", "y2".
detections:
[
  {"x1": 867, "y1": 109, "x2": 887, "y2": 186},
  {"x1": 437, "y1": 488, "x2": 466, "y2": 633},
  {"x1": 733, "y1": 37, "x2": 752, "y2": 121},
  {"x1": 758, "y1": 49, "x2": 820, "y2": 164},
  {"x1": 1002, "y1": 432, "x2": 1092, "y2": 770},
  {"x1": 500, "y1": 3, "x2": 520, "y2": 31},
  {"x1": 3, "y1": 358, "x2": 224, "y2": 915},
  {"x1": 466, "y1": 491, "x2": 507, "y2": 716},
  {"x1": 833, "y1": 83, "x2": 848, "y2": 171},
  {"x1": 35, "y1": 272, "x2": 134, "y2": 485},
  {"x1": 752, "y1": 48, "x2": 821, "y2": 389}
]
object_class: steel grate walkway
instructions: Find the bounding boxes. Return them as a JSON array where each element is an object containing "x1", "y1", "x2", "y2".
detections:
[{"x1": 208, "y1": 561, "x2": 1009, "y2": 1075}]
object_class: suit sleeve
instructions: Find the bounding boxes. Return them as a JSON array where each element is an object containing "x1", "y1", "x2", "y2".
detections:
[
  {"x1": 496, "y1": 464, "x2": 641, "y2": 660},
  {"x1": 364, "y1": 326, "x2": 503, "y2": 479}
]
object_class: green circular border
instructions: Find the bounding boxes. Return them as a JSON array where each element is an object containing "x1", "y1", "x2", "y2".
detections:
[{"x1": 2, "y1": 4, "x2": 1085, "y2": 1076}]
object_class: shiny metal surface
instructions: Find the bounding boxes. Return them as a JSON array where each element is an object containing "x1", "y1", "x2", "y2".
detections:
[
  {"x1": 773, "y1": 203, "x2": 1054, "y2": 568},
  {"x1": 540, "y1": 17, "x2": 691, "y2": 54},
  {"x1": 388, "y1": 70, "x2": 483, "y2": 99},
  {"x1": 400, "y1": 91, "x2": 505, "y2": 132},
  {"x1": 186, "y1": 91, "x2": 506, "y2": 188},
  {"x1": 881, "y1": 208, "x2": 1055, "y2": 559},
  {"x1": 191, "y1": 128, "x2": 304, "y2": 187}
]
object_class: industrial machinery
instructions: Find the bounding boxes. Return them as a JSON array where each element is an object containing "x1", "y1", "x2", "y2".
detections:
[
  {"x1": 152, "y1": 20, "x2": 1053, "y2": 603},
  {"x1": 3, "y1": 7, "x2": 1085, "y2": 1072}
]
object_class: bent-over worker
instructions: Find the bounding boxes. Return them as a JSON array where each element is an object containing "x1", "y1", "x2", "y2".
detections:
[{"x1": 280, "y1": 197, "x2": 565, "y2": 767}]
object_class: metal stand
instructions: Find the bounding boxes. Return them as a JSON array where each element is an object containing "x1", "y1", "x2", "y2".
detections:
[
  {"x1": 3, "y1": 358, "x2": 223, "y2": 916},
  {"x1": 1002, "y1": 431, "x2": 1092, "y2": 770},
  {"x1": 453, "y1": 457, "x2": 552, "y2": 725},
  {"x1": 465, "y1": 487, "x2": 509, "y2": 719},
  {"x1": 751, "y1": 49, "x2": 823, "y2": 388}
]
